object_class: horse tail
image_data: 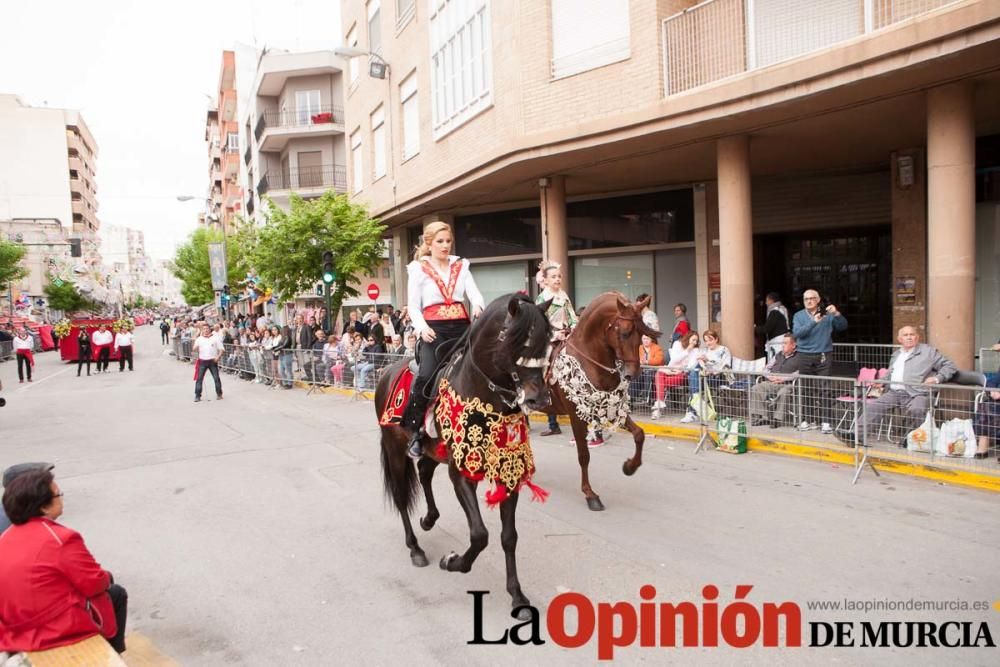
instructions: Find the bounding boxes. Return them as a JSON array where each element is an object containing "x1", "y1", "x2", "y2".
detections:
[{"x1": 380, "y1": 432, "x2": 418, "y2": 516}]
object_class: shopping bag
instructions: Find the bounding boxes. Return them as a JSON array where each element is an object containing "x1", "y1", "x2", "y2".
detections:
[
  {"x1": 936, "y1": 418, "x2": 977, "y2": 458},
  {"x1": 716, "y1": 416, "x2": 747, "y2": 454},
  {"x1": 906, "y1": 411, "x2": 937, "y2": 453},
  {"x1": 688, "y1": 384, "x2": 716, "y2": 422}
]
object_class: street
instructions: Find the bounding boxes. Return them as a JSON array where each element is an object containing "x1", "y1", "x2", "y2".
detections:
[{"x1": 1, "y1": 326, "x2": 998, "y2": 666}]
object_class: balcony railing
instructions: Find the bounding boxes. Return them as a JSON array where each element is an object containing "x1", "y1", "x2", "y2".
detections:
[
  {"x1": 257, "y1": 105, "x2": 344, "y2": 132},
  {"x1": 257, "y1": 165, "x2": 347, "y2": 195},
  {"x1": 662, "y1": 0, "x2": 960, "y2": 96}
]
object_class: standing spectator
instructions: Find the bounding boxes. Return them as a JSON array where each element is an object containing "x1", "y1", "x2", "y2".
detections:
[
  {"x1": 159, "y1": 318, "x2": 170, "y2": 345},
  {"x1": 403, "y1": 332, "x2": 417, "y2": 358},
  {"x1": 277, "y1": 325, "x2": 294, "y2": 389},
  {"x1": 749, "y1": 334, "x2": 801, "y2": 427},
  {"x1": 535, "y1": 259, "x2": 578, "y2": 436},
  {"x1": 680, "y1": 330, "x2": 732, "y2": 423},
  {"x1": 342, "y1": 310, "x2": 366, "y2": 338},
  {"x1": 792, "y1": 289, "x2": 847, "y2": 434},
  {"x1": 629, "y1": 334, "x2": 665, "y2": 408},
  {"x1": 13, "y1": 329, "x2": 34, "y2": 383},
  {"x1": 398, "y1": 307, "x2": 413, "y2": 337},
  {"x1": 635, "y1": 293, "x2": 660, "y2": 333},
  {"x1": 0, "y1": 324, "x2": 13, "y2": 361},
  {"x1": 308, "y1": 329, "x2": 328, "y2": 383},
  {"x1": 264, "y1": 325, "x2": 282, "y2": 385},
  {"x1": 861, "y1": 326, "x2": 956, "y2": 443},
  {"x1": 670, "y1": 304, "x2": 691, "y2": 344},
  {"x1": 76, "y1": 327, "x2": 92, "y2": 377},
  {"x1": 652, "y1": 330, "x2": 701, "y2": 419},
  {"x1": 114, "y1": 326, "x2": 134, "y2": 372},
  {"x1": 246, "y1": 329, "x2": 264, "y2": 383},
  {"x1": 293, "y1": 315, "x2": 315, "y2": 378},
  {"x1": 192, "y1": 323, "x2": 224, "y2": 402},
  {"x1": 0, "y1": 467, "x2": 128, "y2": 654},
  {"x1": 388, "y1": 334, "x2": 405, "y2": 356},
  {"x1": 755, "y1": 292, "x2": 790, "y2": 362}
]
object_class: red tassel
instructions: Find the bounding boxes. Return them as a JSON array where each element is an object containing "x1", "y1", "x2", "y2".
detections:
[
  {"x1": 484, "y1": 484, "x2": 509, "y2": 509},
  {"x1": 435, "y1": 442, "x2": 448, "y2": 460},
  {"x1": 523, "y1": 480, "x2": 550, "y2": 503}
]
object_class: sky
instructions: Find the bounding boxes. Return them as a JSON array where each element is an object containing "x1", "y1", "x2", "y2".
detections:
[{"x1": 0, "y1": 0, "x2": 342, "y2": 261}]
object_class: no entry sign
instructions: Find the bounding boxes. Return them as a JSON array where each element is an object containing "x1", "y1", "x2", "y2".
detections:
[{"x1": 367, "y1": 283, "x2": 380, "y2": 301}]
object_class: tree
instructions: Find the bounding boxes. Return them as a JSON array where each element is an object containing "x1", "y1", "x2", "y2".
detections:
[
  {"x1": 252, "y1": 192, "x2": 386, "y2": 317},
  {"x1": 43, "y1": 279, "x2": 90, "y2": 312},
  {"x1": 0, "y1": 238, "x2": 27, "y2": 291},
  {"x1": 171, "y1": 224, "x2": 252, "y2": 306}
]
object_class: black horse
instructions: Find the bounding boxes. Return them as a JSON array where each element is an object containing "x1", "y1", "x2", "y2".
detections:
[{"x1": 375, "y1": 293, "x2": 553, "y2": 618}]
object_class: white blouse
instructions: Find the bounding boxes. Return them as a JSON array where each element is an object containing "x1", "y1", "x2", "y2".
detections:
[
  {"x1": 407, "y1": 255, "x2": 485, "y2": 335},
  {"x1": 92, "y1": 330, "x2": 113, "y2": 346},
  {"x1": 114, "y1": 332, "x2": 133, "y2": 348},
  {"x1": 13, "y1": 335, "x2": 33, "y2": 352}
]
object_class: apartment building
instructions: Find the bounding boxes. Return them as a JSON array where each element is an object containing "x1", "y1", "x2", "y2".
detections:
[
  {"x1": 340, "y1": 0, "x2": 1000, "y2": 368},
  {"x1": 203, "y1": 51, "x2": 242, "y2": 233},
  {"x1": 0, "y1": 94, "x2": 102, "y2": 267}
]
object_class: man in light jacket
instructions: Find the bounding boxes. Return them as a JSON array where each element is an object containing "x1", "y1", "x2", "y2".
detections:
[{"x1": 862, "y1": 326, "x2": 957, "y2": 442}]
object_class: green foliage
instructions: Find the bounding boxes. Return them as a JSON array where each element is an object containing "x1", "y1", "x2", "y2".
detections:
[
  {"x1": 252, "y1": 192, "x2": 386, "y2": 315},
  {"x1": 43, "y1": 278, "x2": 89, "y2": 312},
  {"x1": 0, "y1": 238, "x2": 28, "y2": 291},
  {"x1": 171, "y1": 223, "x2": 252, "y2": 306}
]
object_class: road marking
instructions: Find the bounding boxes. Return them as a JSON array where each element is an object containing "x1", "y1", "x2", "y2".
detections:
[{"x1": 13, "y1": 364, "x2": 74, "y2": 391}]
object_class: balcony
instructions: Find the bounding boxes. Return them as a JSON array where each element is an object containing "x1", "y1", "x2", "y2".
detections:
[
  {"x1": 256, "y1": 105, "x2": 344, "y2": 152},
  {"x1": 223, "y1": 148, "x2": 239, "y2": 178},
  {"x1": 244, "y1": 145, "x2": 252, "y2": 165},
  {"x1": 257, "y1": 165, "x2": 347, "y2": 196},
  {"x1": 662, "y1": 0, "x2": 962, "y2": 96}
]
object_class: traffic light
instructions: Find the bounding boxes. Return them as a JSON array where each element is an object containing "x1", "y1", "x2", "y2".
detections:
[
  {"x1": 315, "y1": 284, "x2": 323, "y2": 296},
  {"x1": 322, "y1": 251, "x2": 335, "y2": 284}
]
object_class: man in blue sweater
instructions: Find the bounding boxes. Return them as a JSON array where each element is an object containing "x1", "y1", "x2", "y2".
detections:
[{"x1": 792, "y1": 289, "x2": 848, "y2": 433}]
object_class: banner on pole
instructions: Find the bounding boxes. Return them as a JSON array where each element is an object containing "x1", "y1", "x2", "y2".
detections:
[{"x1": 208, "y1": 243, "x2": 228, "y2": 290}]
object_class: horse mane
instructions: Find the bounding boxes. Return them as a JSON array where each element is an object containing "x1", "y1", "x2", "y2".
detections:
[{"x1": 470, "y1": 292, "x2": 551, "y2": 364}]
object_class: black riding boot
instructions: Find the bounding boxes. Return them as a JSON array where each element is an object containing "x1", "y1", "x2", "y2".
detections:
[{"x1": 404, "y1": 379, "x2": 429, "y2": 459}]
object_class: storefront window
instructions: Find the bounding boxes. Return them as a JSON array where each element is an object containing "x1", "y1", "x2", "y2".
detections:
[
  {"x1": 567, "y1": 189, "x2": 694, "y2": 250},
  {"x1": 470, "y1": 262, "x2": 531, "y2": 306},
  {"x1": 572, "y1": 254, "x2": 653, "y2": 309},
  {"x1": 454, "y1": 208, "x2": 541, "y2": 258}
]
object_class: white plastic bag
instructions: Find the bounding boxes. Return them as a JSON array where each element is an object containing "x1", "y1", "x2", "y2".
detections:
[
  {"x1": 936, "y1": 418, "x2": 977, "y2": 458},
  {"x1": 906, "y1": 411, "x2": 937, "y2": 453}
]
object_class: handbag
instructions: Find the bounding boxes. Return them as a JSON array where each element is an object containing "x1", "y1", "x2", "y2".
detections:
[
  {"x1": 688, "y1": 383, "x2": 717, "y2": 422},
  {"x1": 716, "y1": 416, "x2": 748, "y2": 454}
]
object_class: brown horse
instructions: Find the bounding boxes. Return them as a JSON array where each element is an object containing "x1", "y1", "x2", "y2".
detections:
[
  {"x1": 374, "y1": 293, "x2": 553, "y2": 618},
  {"x1": 540, "y1": 292, "x2": 661, "y2": 511}
]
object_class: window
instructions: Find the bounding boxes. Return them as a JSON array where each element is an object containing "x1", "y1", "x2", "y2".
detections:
[
  {"x1": 573, "y1": 254, "x2": 654, "y2": 310},
  {"x1": 371, "y1": 105, "x2": 386, "y2": 180},
  {"x1": 429, "y1": 0, "x2": 492, "y2": 138},
  {"x1": 347, "y1": 26, "x2": 359, "y2": 85},
  {"x1": 396, "y1": 0, "x2": 415, "y2": 25},
  {"x1": 550, "y1": 0, "x2": 630, "y2": 79},
  {"x1": 566, "y1": 189, "x2": 694, "y2": 250},
  {"x1": 351, "y1": 130, "x2": 363, "y2": 193},
  {"x1": 367, "y1": 0, "x2": 382, "y2": 56},
  {"x1": 295, "y1": 90, "x2": 321, "y2": 125},
  {"x1": 227, "y1": 133, "x2": 239, "y2": 151},
  {"x1": 400, "y1": 72, "x2": 419, "y2": 160}
]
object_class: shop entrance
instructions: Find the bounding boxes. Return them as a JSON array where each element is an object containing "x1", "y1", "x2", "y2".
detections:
[{"x1": 754, "y1": 228, "x2": 892, "y2": 345}]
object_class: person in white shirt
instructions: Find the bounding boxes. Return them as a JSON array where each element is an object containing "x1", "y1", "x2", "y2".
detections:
[
  {"x1": 12, "y1": 329, "x2": 35, "y2": 383},
  {"x1": 91, "y1": 324, "x2": 114, "y2": 373},
  {"x1": 402, "y1": 221, "x2": 485, "y2": 458},
  {"x1": 192, "y1": 323, "x2": 224, "y2": 402},
  {"x1": 114, "y1": 328, "x2": 134, "y2": 372}
]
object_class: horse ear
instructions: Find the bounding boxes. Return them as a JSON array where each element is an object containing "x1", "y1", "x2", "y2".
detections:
[
  {"x1": 635, "y1": 294, "x2": 651, "y2": 311},
  {"x1": 617, "y1": 295, "x2": 630, "y2": 314},
  {"x1": 508, "y1": 297, "x2": 520, "y2": 318},
  {"x1": 538, "y1": 298, "x2": 553, "y2": 314}
]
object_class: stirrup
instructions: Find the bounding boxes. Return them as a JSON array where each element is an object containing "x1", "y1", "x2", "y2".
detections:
[{"x1": 407, "y1": 428, "x2": 425, "y2": 459}]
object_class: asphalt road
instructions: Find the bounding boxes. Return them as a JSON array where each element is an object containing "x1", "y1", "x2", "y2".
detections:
[{"x1": 1, "y1": 326, "x2": 998, "y2": 666}]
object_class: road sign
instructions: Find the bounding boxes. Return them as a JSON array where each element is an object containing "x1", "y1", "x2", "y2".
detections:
[
  {"x1": 367, "y1": 283, "x2": 380, "y2": 301},
  {"x1": 52, "y1": 278, "x2": 64, "y2": 287}
]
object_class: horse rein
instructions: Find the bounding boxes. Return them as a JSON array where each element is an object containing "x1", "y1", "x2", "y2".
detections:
[
  {"x1": 564, "y1": 313, "x2": 639, "y2": 376},
  {"x1": 461, "y1": 320, "x2": 550, "y2": 409}
]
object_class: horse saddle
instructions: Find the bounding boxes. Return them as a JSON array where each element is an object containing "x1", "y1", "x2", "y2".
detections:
[{"x1": 378, "y1": 363, "x2": 441, "y2": 440}]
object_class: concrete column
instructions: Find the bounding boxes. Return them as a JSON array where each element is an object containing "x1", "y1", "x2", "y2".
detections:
[
  {"x1": 693, "y1": 183, "x2": 710, "y2": 333},
  {"x1": 540, "y1": 176, "x2": 568, "y2": 273},
  {"x1": 391, "y1": 228, "x2": 408, "y2": 310},
  {"x1": 716, "y1": 136, "x2": 754, "y2": 360},
  {"x1": 927, "y1": 82, "x2": 975, "y2": 369}
]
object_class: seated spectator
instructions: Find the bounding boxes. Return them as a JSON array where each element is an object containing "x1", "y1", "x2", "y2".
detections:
[
  {"x1": 325, "y1": 334, "x2": 346, "y2": 387},
  {"x1": 974, "y1": 375, "x2": 1000, "y2": 461},
  {"x1": 680, "y1": 330, "x2": 732, "y2": 423},
  {"x1": 749, "y1": 334, "x2": 801, "y2": 427},
  {"x1": 861, "y1": 326, "x2": 957, "y2": 443},
  {"x1": 629, "y1": 335, "x2": 664, "y2": 408},
  {"x1": 652, "y1": 331, "x2": 700, "y2": 419},
  {"x1": 0, "y1": 468, "x2": 127, "y2": 654}
]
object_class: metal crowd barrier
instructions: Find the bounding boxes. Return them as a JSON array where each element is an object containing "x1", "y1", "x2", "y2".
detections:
[
  {"x1": 0, "y1": 340, "x2": 11, "y2": 362},
  {"x1": 830, "y1": 343, "x2": 897, "y2": 376}
]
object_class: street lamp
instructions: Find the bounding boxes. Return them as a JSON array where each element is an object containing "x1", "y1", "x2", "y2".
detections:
[
  {"x1": 333, "y1": 46, "x2": 389, "y2": 79},
  {"x1": 177, "y1": 194, "x2": 229, "y2": 317}
]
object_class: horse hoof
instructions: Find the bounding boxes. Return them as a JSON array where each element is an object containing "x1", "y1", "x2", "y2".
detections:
[
  {"x1": 513, "y1": 604, "x2": 533, "y2": 621},
  {"x1": 439, "y1": 552, "x2": 458, "y2": 570},
  {"x1": 411, "y1": 552, "x2": 429, "y2": 568},
  {"x1": 420, "y1": 515, "x2": 437, "y2": 531},
  {"x1": 622, "y1": 460, "x2": 641, "y2": 476},
  {"x1": 586, "y1": 496, "x2": 606, "y2": 512}
]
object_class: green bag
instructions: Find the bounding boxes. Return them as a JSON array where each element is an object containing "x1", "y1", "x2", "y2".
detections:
[
  {"x1": 716, "y1": 417, "x2": 748, "y2": 454},
  {"x1": 688, "y1": 384, "x2": 716, "y2": 422}
]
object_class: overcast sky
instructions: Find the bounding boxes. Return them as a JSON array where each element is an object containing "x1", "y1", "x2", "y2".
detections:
[{"x1": 0, "y1": 0, "x2": 342, "y2": 261}]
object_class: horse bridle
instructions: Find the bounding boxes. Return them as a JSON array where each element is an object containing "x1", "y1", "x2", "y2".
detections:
[
  {"x1": 463, "y1": 321, "x2": 551, "y2": 409},
  {"x1": 565, "y1": 312, "x2": 640, "y2": 376}
]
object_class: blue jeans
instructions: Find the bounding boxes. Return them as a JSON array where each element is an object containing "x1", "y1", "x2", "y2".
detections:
[
  {"x1": 279, "y1": 352, "x2": 294, "y2": 387},
  {"x1": 355, "y1": 362, "x2": 375, "y2": 389},
  {"x1": 548, "y1": 413, "x2": 559, "y2": 430}
]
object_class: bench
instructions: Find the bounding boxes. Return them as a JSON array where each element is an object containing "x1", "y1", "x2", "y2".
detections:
[{"x1": 7, "y1": 635, "x2": 126, "y2": 666}]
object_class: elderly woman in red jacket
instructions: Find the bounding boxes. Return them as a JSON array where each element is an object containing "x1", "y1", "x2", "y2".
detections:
[{"x1": 0, "y1": 468, "x2": 127, "y2": 654}]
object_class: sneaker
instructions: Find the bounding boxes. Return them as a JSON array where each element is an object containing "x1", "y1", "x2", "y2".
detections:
[
  {"x1": 216, "y1": 394, "x2": 223, "y2": 400},
  {"x1": 194, "y1": 397, "x2": 201, "y2": 403},
  {"x1": 587, "y1": 438, "x2": 604, "y2": 448},
  {"x1": 797, "y1": 421, "x2": 817, "y2": 431},
  {"x1": 820, "y1": 423, "x2": 833, "y2": 434},
  {"x1": 679, "y1": 413, "x2": 697, "y2": 424},
  {"x1": 651, "y1": 408, "x2": 662, "y2": 420}
]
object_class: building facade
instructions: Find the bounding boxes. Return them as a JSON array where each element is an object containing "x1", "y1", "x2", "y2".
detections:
[
  {"x1": 340, "y1": 0, "x2": 1000, "y2": 368},
  {"x1": 0, "y1": 95, "x2": 102, "y2": 267},
  {"x1": 203, "y1": 51, "x2": 242, "y2": 233}
]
